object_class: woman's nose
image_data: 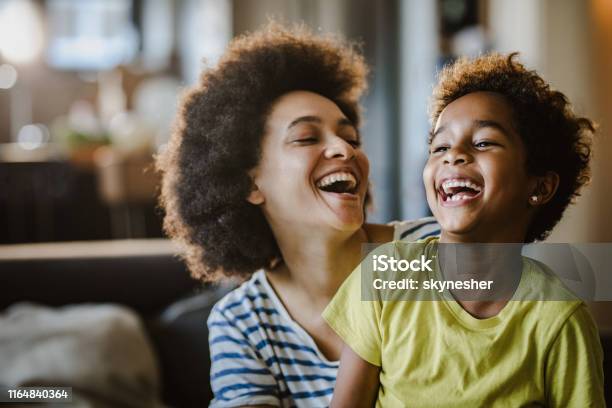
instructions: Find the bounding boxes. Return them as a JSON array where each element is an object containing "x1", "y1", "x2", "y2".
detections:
[{"x1": 324, "y1": 136, "x2": 355, "y2": 160}]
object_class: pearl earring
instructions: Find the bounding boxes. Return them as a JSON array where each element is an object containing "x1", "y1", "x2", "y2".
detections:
[{"x1": 530, "y1": 195, "x2": 539, "y2": 203}]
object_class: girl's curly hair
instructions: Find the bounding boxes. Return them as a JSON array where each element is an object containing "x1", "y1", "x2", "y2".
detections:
[
  {"x1": 430, "y1": 53, "x2": 594, "y2": 242},
  {"x1": 157, "y1": 23, "x2": 368, "y2": 281}
]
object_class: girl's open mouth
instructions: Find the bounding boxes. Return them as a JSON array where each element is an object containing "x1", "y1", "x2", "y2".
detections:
[{"x1": 437, "y1": 178, "x2": 483, "y2": 206}]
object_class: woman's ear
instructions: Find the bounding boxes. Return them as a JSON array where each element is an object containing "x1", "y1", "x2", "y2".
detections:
[
  {"x1": 247, "y1": 184, "x2": 264, "y2": 205},
  {"x1": 247, "y1": 168, "x2": 264, "y2": 205},
  {"x1": 529, "y1": 171, "x2": 559, "y2": 206},
  {"x1": 247, "y1": 170, "x2": 264, "y2": 205}
]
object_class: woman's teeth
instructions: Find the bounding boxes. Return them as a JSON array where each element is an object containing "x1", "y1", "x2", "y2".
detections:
[{"x1": 316, "y1": 172, "x2": 357, "y2": 191}]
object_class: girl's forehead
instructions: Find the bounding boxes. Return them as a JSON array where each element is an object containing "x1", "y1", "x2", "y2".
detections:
[
  {"x1": 433, "y1": 92, "x2": 518, "y2": 136},
  {"x1": 439, "y1": 92, "x2": 514, "y2": 124},
  {"x1": 431, "y1": 92, "x2": 525, "y2": 149}
]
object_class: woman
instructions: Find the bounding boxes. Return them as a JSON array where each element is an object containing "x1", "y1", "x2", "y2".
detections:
[{"x1": 158, "y1": 24, "x2": 438, "y2": 407}]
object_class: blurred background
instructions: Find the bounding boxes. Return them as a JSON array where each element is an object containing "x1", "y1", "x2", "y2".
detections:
[
  {"x1": 1, "y1": 1, "x2": 612, "y2": 405},
  {"x1": 0, "y1": 0, "x2": 610, "y2": 244}
]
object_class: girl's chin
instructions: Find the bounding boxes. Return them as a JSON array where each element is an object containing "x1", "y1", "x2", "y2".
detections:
[{"x1": 438, "y1": 218, "x2": 478, "y2": 238}]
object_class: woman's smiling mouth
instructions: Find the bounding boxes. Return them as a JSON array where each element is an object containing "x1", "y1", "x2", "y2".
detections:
[
  {"x1": 316, "y1": 170, "x2": 360, "y2": 197},
  {"x1": 437, "y1": 177, "x2": 483, "y2": 206}
]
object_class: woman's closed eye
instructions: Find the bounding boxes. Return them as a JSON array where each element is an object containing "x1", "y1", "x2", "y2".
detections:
[
  {"x1": 346, "y1": 138, "x2": 361, "y2": 148},
  {"x1": 339, "y1": 126, "x2": 361, "y2": 148},
  {"x1": 293, "y1": 135, "x2": 318, "y2": 144},
  {"x1": 290, "y1": 129, "x2": 360, "y2": 147}
]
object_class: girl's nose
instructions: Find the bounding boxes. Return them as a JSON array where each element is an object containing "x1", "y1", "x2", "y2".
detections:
[{"x1": 443, "y1": 146, "x2": 471, "y2": 165}]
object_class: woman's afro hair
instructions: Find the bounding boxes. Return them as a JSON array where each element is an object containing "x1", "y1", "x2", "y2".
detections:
[{"x1": 157, "y1": 23, "x2": 368, "y2": 281}]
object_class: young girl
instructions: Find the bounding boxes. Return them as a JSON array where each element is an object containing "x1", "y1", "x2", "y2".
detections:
[{"x1": 323, "y1": 53, "x2": 604, "y2": 407}]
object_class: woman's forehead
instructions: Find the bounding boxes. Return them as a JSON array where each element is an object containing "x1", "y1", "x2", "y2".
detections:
[{"x1": 267, "y1": 90, "x2": 347, "y2": 128}]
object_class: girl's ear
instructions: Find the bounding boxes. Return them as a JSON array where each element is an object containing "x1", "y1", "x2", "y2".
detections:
[{"x1": 529, "y1": 171, "x2": 559, "y2": 206}]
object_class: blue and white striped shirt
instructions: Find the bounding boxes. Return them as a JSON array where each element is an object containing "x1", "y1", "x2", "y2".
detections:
[{"x1": 208, "y1": 217, "x2": 439, "y2": 407}]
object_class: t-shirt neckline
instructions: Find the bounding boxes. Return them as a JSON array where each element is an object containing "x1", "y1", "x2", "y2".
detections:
[
  {"x1": 255, "y1": 269, "x2": 340, "y2": 366},
  {"x1": 427, "y1": 239, "x2": 528, "y2": 331}
]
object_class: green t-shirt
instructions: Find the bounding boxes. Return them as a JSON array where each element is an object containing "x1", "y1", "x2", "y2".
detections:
[{"x1": 323, "y1": 238, "x2": 604, "y2": 407}]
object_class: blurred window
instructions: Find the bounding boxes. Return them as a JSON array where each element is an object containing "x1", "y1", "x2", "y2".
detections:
[
  {"x1": 46, "y1": 0, "x2": 138, "y2": 71},
  {"x1": 140, "y1": 0, "x2": 174, "y2": 71},
  {"x1": 179, "y1": 0, "x2": 232, "y2": 84}
]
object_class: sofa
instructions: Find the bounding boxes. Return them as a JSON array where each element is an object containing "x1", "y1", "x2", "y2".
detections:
[
  {"x1": 1, "y1": 240, "x2": 610, "y2": 406},
  {"x1": 0, "y1": 239, "x2": 232, "y2": 407}
]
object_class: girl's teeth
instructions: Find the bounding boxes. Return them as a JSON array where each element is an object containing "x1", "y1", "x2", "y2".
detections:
[
  {"x1": 448, "y1": 193, "x2": 473, "y2": 201},
  {"x1": 441, "y1": 179, "x2": 482, "y2": 194}
]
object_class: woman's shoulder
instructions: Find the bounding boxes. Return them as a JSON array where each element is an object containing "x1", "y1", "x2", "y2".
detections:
[
  {"x1": 208, "y1": 271, "x2": 274, "y2": 322},
  {"x1": 207, "y1": 271, "x2": 338, "y2": 379},
  {"x1": 363, "y1": 223, "x2": 394, "y2": 243},
  {"x1": 365, "y1": 216, "x2": 440, "y2": 242}
]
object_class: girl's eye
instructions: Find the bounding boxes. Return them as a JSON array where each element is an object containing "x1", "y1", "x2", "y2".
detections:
[
  {"x1": 475, "y1": 141, "x2": 495, "y2": 148},
  {"x1": 431, "y1": 145, "x2": 449, "y2": 154},
  {"x1": 347, "y1": 139, "x2": 361, "y2": 148}
]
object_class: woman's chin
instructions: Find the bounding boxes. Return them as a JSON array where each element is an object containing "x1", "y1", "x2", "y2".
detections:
[{"x1": 327, "y1": 210, "x2": 364, "y2": 232}]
